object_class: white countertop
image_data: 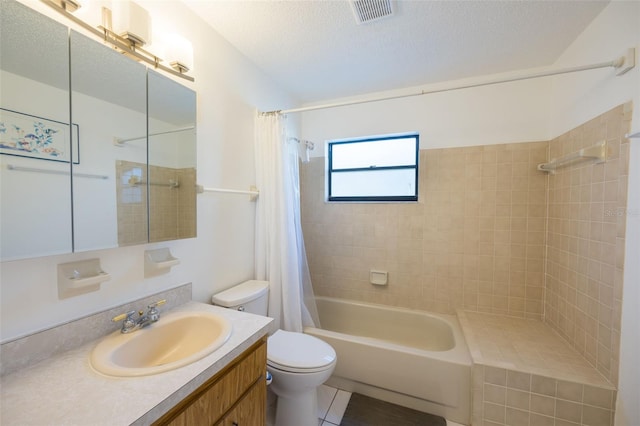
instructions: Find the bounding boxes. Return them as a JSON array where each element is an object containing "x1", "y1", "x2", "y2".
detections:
[{"x1": 0, "y1": 302, "x2": 273, "y2": 425}]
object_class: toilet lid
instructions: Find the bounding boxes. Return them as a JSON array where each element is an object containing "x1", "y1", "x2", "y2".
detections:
[{"x1": 267, "y1": 330, "x2": 336, "y2": 373}]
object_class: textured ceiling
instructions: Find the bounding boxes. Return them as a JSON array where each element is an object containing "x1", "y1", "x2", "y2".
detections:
[{"x1": 183, "y1": 0, "x2": 610, "y2": 104}]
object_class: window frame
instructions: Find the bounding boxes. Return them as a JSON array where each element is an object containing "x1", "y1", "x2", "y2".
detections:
[{"x1": 327, "y1": 133, "x2": 419, "y2": 202}]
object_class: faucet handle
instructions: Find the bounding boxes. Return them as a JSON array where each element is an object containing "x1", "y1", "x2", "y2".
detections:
[
  {"x1": 147, "y1": 299, "x2": 166, "y2": 322},
  {"x1": 112, "y1": 310, "x2": 137, "y2": 323},
  {"x1": 147, "y1": 299, "x2": 166, "y2": 310},
  {"x1": 112, "y1": 310, "x2": 137, "y2": 333}
]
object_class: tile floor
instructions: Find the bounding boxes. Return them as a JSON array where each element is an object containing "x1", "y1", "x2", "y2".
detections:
[
  {"x1": 268, "y1": 384, "x2": 466, "y2": 426},
  {"x1": 317, "y1": 385, "x2": 352, "y2": 425}
]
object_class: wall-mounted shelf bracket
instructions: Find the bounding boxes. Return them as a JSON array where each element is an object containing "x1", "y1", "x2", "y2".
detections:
[
  {"x1": 537, "y1": 141, "x2": 607, "y2": 174},
  {"x1": 615, "y1": 47, "x2": 635, "y2": 76},
  {"x1": 145, "y1": 248, "x2": 180, "y2": 278},
  {"x1": 57, "y1": 258, "x2": 111, "y2": 299}
]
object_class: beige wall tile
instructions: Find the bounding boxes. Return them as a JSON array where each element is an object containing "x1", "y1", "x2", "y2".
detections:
[
  {"x1": 544, "y1": 104, "x2": 629, "y2": 386},
  {"x1": 583, "y1": 385, "x2": 614, "y2": 410},
  {"x1": 506, "y1": 388, "x2": 530, "y2": 411},
  {"x1": 529, "y1": 413, "x2": 554, "y2": 426},
  {"x1": 301, "y1": 141, "x2": 549, "y2": 317},
  {"x1": 507, "y1": 370, "x2": 531, "y2": 391},
  {"x1": 557, "y1": 380, "x2": 584, "y2": 403},
  {"x1": 484, "y1": 402, "x2": 506, "y2": 424},
  {"x1": 556, "y1": 399, "x2": 582, "y2": 423},
  {"x1": 582, "y1": 405, "x2": 613, "y2": 426},
  {"x1": 505, "y1": 407, "x2": 529, "y2": 426},
  {"x1": 531, "y1": 375, "x2": 557, "y2": 397},
  {"x1": 485, "y1": 366, "x2": 508, "y2": 387},
  {"x1": 485, "y1": 384, "x2": 507, "y2": 405},
  {"x1": 530, "y1": 394, "x2": 555, "y2": 417}
]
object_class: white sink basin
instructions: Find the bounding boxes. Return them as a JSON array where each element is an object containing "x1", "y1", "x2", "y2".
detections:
[{"x1": 90, "y1": 310, "x2": 232, "y2": 377}]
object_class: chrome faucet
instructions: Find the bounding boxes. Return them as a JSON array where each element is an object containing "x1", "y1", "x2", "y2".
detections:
[{"x1": 112, "y1": 299, "x2": 166, "y2": 334}]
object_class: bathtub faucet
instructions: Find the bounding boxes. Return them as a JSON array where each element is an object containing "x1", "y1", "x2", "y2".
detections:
[{"x1": 111, "y1": 299, "x2": 166, "y2": 333}]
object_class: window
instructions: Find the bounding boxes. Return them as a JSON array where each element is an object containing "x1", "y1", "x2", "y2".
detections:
[{"x1": 327, "y1": 133, "x2": 419, "y2": 202}]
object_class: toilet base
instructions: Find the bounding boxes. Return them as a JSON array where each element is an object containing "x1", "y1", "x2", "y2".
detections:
[{"x1": 275, "y1": 388, "x2": 318, "y2": 426}]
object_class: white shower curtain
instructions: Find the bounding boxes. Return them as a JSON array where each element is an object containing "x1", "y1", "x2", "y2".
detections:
[{"x1": 254, "y1": 112, "x2": 320, "y2": 332}]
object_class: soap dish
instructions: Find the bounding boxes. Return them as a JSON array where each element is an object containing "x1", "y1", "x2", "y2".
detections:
[
  {"x1": 145, "y1": 248, "x2": 180, "y2": 277},
  {"x1": 58, "y1": 258, "x2": 111, "y2": 299}
]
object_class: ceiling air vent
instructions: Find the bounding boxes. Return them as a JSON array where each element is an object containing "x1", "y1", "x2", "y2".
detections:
[{"x1": 349, "y1": 0, "x2": 394, "y2": 24}]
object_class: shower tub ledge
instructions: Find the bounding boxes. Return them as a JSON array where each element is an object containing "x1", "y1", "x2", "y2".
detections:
[{"x1": 457, "y1": 310, "x2": 617, "y2": 426}]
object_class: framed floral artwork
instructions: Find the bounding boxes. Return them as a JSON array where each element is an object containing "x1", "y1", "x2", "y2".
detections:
[{"x1": 0, "y1": 108, "x2": 79, "y2": 164}]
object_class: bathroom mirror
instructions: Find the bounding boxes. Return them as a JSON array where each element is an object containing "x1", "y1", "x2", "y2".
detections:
[
  {"x1": 0, "y1": 0, "x2": 73, "y2": 260},
  {"x1": 70, "y1": 30, "x2": 148, "y2": 251},
  {"x1": 147, "y1": 70, "x2": 197, "y2": 242},
  {"x1": 0, "y1": 0, "x2": 197, "y2": 260}
]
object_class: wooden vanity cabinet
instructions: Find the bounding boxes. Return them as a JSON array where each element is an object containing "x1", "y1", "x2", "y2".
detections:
[{"x1": 154, "y1": 337, "x2": 267, "y2": 426}]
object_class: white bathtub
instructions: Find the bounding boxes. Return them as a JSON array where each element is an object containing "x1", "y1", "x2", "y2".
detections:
[{"x1": 304, "y1": 297, "x2": 472, "y2": 425}]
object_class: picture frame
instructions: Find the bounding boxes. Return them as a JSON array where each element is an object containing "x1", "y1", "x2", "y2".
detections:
[{"x1": 0, "y1": 108, "x2": 79, "y2": 164}]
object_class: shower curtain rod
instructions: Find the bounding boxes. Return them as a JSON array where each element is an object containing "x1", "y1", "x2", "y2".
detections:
[{"x1": 269, "y1": 49, "x2": 635, "y2": 115}]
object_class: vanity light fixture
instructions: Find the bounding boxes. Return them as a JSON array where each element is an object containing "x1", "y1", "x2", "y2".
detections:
[
  {"x1": 110, "y1": 0, "x2": 151, "y2": 47},
  {"x1": 40, "y1": 0, "x2": 194, "y2": 82},
  {"x1": 52, "y1": 0, "x2": 81, "y2": 12},
  {"x1": 165, "y1": 34, "x2": 194, "y2": 74}
]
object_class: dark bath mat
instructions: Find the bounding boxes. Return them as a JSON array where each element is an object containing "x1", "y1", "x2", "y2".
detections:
[{"x1": 339, "y1": 393, "x2": 447, "y2": 426}]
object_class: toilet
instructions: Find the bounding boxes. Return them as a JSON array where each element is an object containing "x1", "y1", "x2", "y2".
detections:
[{"x1": 212, "y1": 280, "x2": 336, "y2": 426}]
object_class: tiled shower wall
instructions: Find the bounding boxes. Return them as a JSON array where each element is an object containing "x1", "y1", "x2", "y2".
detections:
[
  {"x1": 149, "y1": 165, "x2": 197, "y2": 242},
  {"x1": 116, "y1": 160, "x2": 148, "y2": 245},
  {"x1": 116, "y1": 161, "x2": 196, "y2": 245},
  {"x1": 300, "y1": 141, "x2": 549, "y2": 318},
  {"x1": 544, "y1": 104, "x2": 631, "y2": 386}
]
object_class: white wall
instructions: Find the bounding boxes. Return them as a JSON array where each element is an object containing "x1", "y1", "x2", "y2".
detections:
[
  {"x1": 301, "y1": 73, "x2": 552, "y2": 153},
  {"x1": 0, "y1": 0, "x2": 296, "y2": 341},
  {"x1": 548, "y1": 0, "x2": 640, "y2": 139}
]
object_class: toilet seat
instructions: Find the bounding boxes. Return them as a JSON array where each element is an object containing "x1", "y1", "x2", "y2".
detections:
[{"x1": 267, "y1": 330, "x2": 336, "y2": 374}]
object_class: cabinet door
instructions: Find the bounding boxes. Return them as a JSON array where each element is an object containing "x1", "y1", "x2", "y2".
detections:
[
  {"x1": 70, "y1": 29, "x2": 147, "y2": 252},
  {"x1": 158, "y1": 340, "x2": 266, "y2": 426},
  {"x1": 1, "y1": 0, "x2": 72, "y2": 261},
  {"x1": 216, "y1": 380, "x2": 266, "y2": 426}
]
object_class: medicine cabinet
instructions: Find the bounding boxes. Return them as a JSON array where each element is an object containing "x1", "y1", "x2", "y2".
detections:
[{"x1": 0, "y1": 0, "x2": 197, "y2": 261}]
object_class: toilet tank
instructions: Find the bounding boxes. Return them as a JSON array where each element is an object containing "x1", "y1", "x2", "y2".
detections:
[{"x1": 211, "y1": 280, "x2": 269, "y2": 315}]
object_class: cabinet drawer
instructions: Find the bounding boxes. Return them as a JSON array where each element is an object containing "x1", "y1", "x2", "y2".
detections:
[{"x1": 157, "y1": 339, "x2": 266, "y2": 426}]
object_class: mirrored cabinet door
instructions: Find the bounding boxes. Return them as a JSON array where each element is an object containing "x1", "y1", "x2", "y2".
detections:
[
  {"x1": 70, "y1": 30, "x2": 148, "y2": 251},
  {"x1": 148, "y1": 70, "x2": 197, "y2": 242},
  {"x1": 0, "y1": 0, "x2": 72, "y2": 260}
]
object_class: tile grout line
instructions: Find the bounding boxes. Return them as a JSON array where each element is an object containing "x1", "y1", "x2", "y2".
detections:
[
  {"x1": 325, "y1": 389, "x2": 353, "y2": 425},
  {"x1": 321, "y1": 387, "x2": 339, "y2": 422}
]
